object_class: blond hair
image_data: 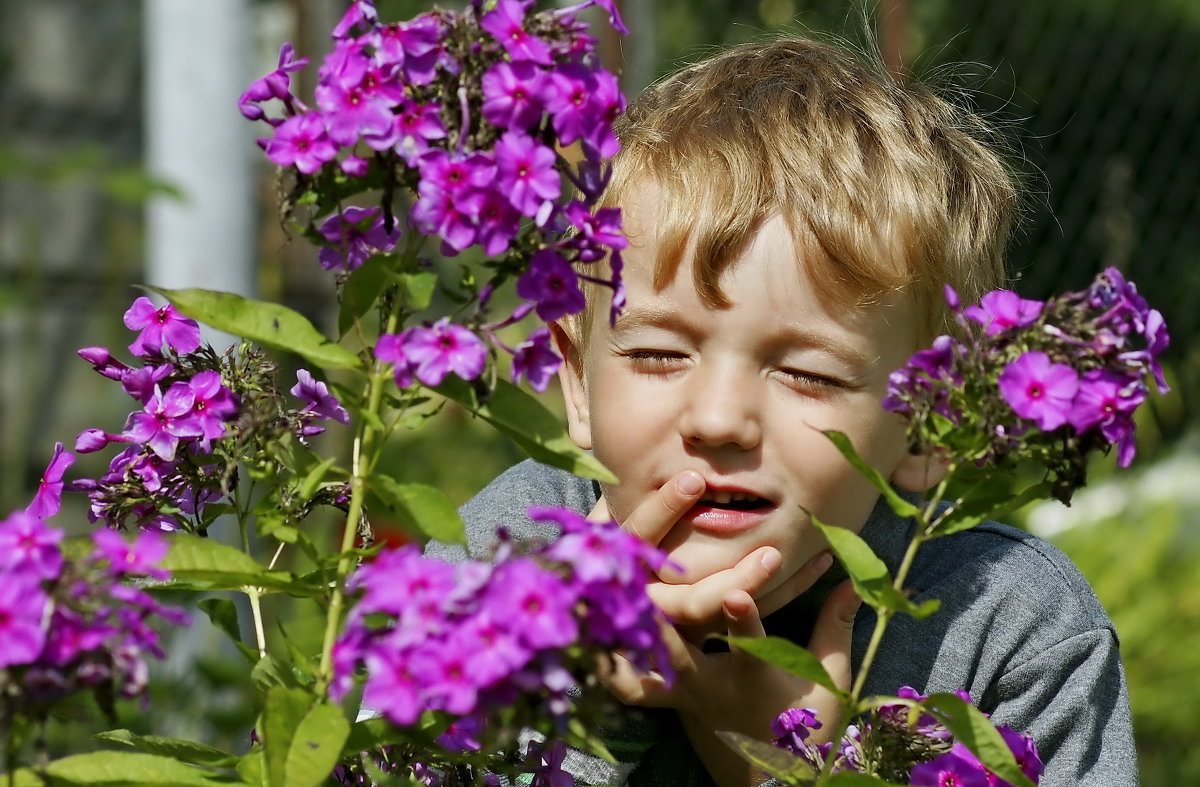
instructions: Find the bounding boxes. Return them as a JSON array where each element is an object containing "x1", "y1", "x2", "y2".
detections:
[{"x1": 586, "y1": 36, "x2": 1018, "y2": 344}]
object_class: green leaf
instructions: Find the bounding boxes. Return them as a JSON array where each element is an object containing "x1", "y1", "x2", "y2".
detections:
[
  {"x1": 721, "y1": 636, "x2": 845, "y2": 698},
  {"x1": 369, "y1": 476, "x2": 466, "y2": 545},
  {"x1": 93, "y1": 729, "x2": 238, "y2": 769},
  {"x1": 150, "y1": 287, "x2": 361, "y2": 370},
  {"x1": 296, "y1": 457, "x2": 339, "y2": 502},
  {"x1": 812, "y1": 519, "x2": 939, "y2": 620},
  {"x1": 713, "y1": 731, "x2": 816, "y2": 784},
  {"x1": 262, "y1": 687, "x2": 311, "y2": 787},
  {"x1": 924, "y1": 693, "x2": 1036, "y2": 787},
  {"x1": 197, "y1": 598, "x2": 257, "y2": 663},
  {"x1": 9, "y1": 751, "x2": 237, "y2": 785},
  {"x1": 398, "y1": 271, "x2": 438, "y2": 311},
  {"x1": 338, "y1": 255, "x2": 392, "y2": 337},
  {"x1": 434, "y1": 377, "x2": 616, "y2": 483},
  {"x1": 251, "y1": 654, "x2": 306, "y2": 697},
  {"x1": 344, "y1": 714, "x2": 445, "y2": 754},
  {"x1": 821, "y1": 430, "x2": 920, "y2": 519},
  {"x1": 235, "y1": 751, "x2": 264, "y2": 786},
  {"x1": 934, "y1": 480, "x2": 1051, "y2": 537},
  {"x1": 286, "y1": 703, "x2": 350, "y2": 787},
  {"x1": 158, "y1": 535, "x2": 322, "y2": 596}
]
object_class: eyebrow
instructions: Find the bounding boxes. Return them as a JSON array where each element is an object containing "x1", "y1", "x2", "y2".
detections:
[{"x1": 613, "y1": 305, "x2": 874, "y2": 369}]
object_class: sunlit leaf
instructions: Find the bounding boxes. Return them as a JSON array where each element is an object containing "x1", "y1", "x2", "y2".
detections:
[
  {"x1": 721, "y1": 636, "x2": 845, "y2": 698},
  {"x1": 821, "y1": 430, "x2": 920, "y2": 519},
  {"x1": 150, "y1": 287, "x2": 361, "y2": 370},
  {"x1": 9, "y1": 751, "x2": 235, "y2": 785},
  {"x1": 812, "y1": 519, "x2": 939, "y2": 620},
  {"x1": 93, "y1": 729, "x2": 238, "y2": 769},
  {"x1": 714, "y1": 731, "x2": 816, "y2": 784},
  {"x1": 370, "y1": 476, "x2": 466, "y2": 545}
]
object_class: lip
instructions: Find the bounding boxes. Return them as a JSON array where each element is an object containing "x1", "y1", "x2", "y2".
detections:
[{"x1": 681, "y1": 483, "x2": 776, "y2": 535}]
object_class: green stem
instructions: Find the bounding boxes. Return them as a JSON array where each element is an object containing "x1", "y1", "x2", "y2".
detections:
[
  {"x1": 317, "y1": 311, "x2": 400, "y2": 688},
  {"x1": 247, "y1": 586, "x2": 267, "y2": 659}
]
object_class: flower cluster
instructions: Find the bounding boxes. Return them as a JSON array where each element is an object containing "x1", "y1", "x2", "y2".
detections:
[
  {"x1": 71, "y1": 297, "x2": 350, "y2": 534},
  {"x1": 771, "y1": 689, "x2": 1042, "y2": 786},
  {"x1": 331, "y1": 508, "x2": 672, "y2": 757},
  {"x1": 0, "y1": 467, "x2": 188, "y2": 722},
  {"x1": 882, "y1": 268, "x2": 1169, "y2": 501},
  {"x1": 241, "y1": 0, "x2": 630, "y2": 393}
]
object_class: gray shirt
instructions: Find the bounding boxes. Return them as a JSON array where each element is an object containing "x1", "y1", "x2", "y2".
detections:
[{"x1": 429, "y1": 459, "x2": 1138, "y2": 786}]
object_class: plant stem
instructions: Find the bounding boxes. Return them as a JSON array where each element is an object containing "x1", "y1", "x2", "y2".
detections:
[
  {"x1": 317, "y1": 312, "x2": 399, "y2": 688},
  {"x1": 247, "y1": 586, "x2": 267, "y2": 658}
]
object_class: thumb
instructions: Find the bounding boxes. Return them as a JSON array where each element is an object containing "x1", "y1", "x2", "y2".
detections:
[{"x1": 807, "y1": 579, "x2": 861, "y2": 692}]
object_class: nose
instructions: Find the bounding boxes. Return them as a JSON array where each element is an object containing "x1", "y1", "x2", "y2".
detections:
[{"x1": 678, "y1": 362, "x2": 763, "y2": 450}]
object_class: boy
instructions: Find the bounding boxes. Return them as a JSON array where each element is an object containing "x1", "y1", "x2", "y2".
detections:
[{"x1": 430, "y1": 37, "x2": 1137, "y2": 786}]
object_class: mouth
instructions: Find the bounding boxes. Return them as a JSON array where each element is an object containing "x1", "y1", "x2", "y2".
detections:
[
  {"x1": 698, "y1": 489, "x2": 773, "y2": 511},
  {"x1": 684, "y1": 487, "x2": 775, "y2": 533}
]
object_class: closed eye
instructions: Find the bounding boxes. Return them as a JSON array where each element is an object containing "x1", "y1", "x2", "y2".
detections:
[
  {"x1": 776, "y1": 368, "x2": 848, "y2": 394},
  {"x1": 622, "y1": 349, "x2": 689, "y2": 374}
]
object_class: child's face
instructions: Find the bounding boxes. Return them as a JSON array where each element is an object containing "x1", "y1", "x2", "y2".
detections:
[{"x1": 559, "y1": 190, "x2": 925, "y2": 594}]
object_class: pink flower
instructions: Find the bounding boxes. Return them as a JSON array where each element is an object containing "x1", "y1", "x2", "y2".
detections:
[
  {"x1": 403, "y1": 319, "x2": 488, "y2": 386},
  {"x1": 123, "y1": 297, "x2": 202, "y2": 357},
  {"x1": 998, "y1": 351, "x2": 1079, "y2": 431},
  {"x1": 26, "y1": 442, "x2": 74, "y2": 519},
  {"x1": 260, "y1": 112, "x2": 338, "y2": 174},
  {"x1": 964, "y1": 290, "x2": 1043, "y2": 336}
]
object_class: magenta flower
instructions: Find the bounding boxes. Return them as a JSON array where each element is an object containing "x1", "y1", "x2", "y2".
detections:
[
  {"x1": 123, "y1": 297, "x2": 201, "y2": 357},
  {"x1": 392, "y1": 100, "x2": 446, "y2": 165},
  {"x1": 26, "y1": 442, "x2": 74, "y2": 519},
  {"x1": 316, "y1": 206, "x2": 402, "y2": 272},
  {"x1": 517, "y1": 250, "x2": 586, "y2": 321},
  {"x1": 496, "y1": 131, "x2": 561, "y2": 217},
  {"x1": 565, "y1": 201, "x2": 626, "y2": 262},
  {"x1": 187, "y1": 370, "x2": 238, "y2": 446},
  {"x1": 909, "y1": 744, "x2": 990, "y2": 787},
  {"x1": 511, "y1": 326, "x2": 562, "y2": 393},
  {"x1": 486, "y1": 558, "x2": 578, "y2": 650},
  {"x1": 556, "y1": 0, "x2": 630, "y2": 35},
  {"x1": 261, "y1": 112, "x2": 338, "y2": 174},
  {"x1": 0, "y1": 510, "x2": 64, "y2": 580},
  {"x1": 1068, "y1": 369, "x2": 1143, "y2": 467},
  {"x1": 120, "y1": 362, "x2": 174, "y2": 405},
  {"x1": 964, "y1": 289, "x2": 1043, "y2": 336},
  {"x1": 544, "y1": 64, "x2": 596, "y2": 147},
  {"x1": 375, "y1": 332, "x2": 417, "y2": 389},
  {"x1": 78, "y1": 346, "x2": 130, "y2": 382},
  {"x1": 373, "y1": 15, "x2": 443, "y2": 86},
  {"x1": 92, "y1": 528, "x2": 170, "y2": 580},
  {"x1": 482, "y1": 61, "x2": 547, "y2": 131},
  {"x1": 292, "y1": 369, "x2": 350, "y2": 426},
  {"x1": 123, "y1": 383, "x2": 203, "y2": 461},
  {"x1": 390, "y1": 319, "x2": 488, "y2": 387},
  {"x1": 998, "y1": 351, "x2": 1079, "y2": 431},
  {"x1": 238, "y1": 42, "x2": 309, "y2": 123},
  {"x1": 0, "y1": 572, "x2": 49, "y2": 669},
  {"x1": 363, "y1": 648, "x2": 424, "y2": 726},
  {"x1": 481, "y1": 1, "x2": 552, "y2": 65}
]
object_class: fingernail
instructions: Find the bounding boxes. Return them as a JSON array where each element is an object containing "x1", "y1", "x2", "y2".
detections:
[
  {"x1": 676, "y1": 471, "x2": 704, "y2": 497},
  {"x1": 759, "y1": 547, "x2": 782, "y2": 573},
  {"x1": 815, "y1": 551, "x2": 834, "y2": 574}
]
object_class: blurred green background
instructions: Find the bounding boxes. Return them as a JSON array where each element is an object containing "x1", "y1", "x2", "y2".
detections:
[{"x1": 2, "y1": 0, "x2": 1197, "y2": 782}]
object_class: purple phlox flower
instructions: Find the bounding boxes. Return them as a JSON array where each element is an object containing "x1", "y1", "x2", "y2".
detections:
[
  {"x1": 92, "y1": 527, "x2": 170, "y2": 580},
  {"x1": 482, "y1": 60, "x2": 547, "y2": 131},
  {"x1": 0, "y1": 571, "x2": 49, "y2": 669},
  {"x1": 123, "y1": 296, "x2": 202, "y2": 357},
  {"x1": 316, "y1": 206, "x2": 402, "y2": 272},
  {"x1": 390, "y1": 318, "x2": 488, "y2": 387},
  {"x1": 524, "y1": 740, "x2": 573, "y2": 787},
  {"x1": 475, "y1": 189, "x2": 523, "y2": 256},
  {"x1": 120, "y1": 362, "x2": 174, "y2": 405},
  {"x1": 555, "y1": 0, "x2": 630, "y2": 35},
  {"x1": 1068, "y1": 369, "x2": 1144, "y2": 467},
  {"x1": 392, "y1": 100, "x2": 447, "y2": 165},
  {"x1": 409, "y1": 641, "x2": 479, "y2": 716},
  {"x1": 340, "y1": 154, "x2": 370, "y2": 177},
  {"x1": 566, "y1": 201, "x2": 626, "y2": 262},
  {"x1": 363, "y1": 647, "x2": 423, "y2": 726},
  {"x1": 373, "y1": 15, "x2": 442, "y2": 85},
  {"x1": 996, "y1": 726, "x2": 1044, "y2": 785},
  {"x1": 353, "y1": 545, "x2": 457, "y2": 619},
  {"x1": 495, "y1": 131, "x2": 561, "y2": 217},
  {"x1": 411, "y1": 150, "x2": 496, "y2": 254},
  {"x1": 42, "y1": 606, "x2": 111, "y2": 668},
  {"x1": 998, "y1": 351, "x2": 1079, "y2": 432},
  {"x1": 481, "y1": 1, "x2": 552, "y2": 65},
  {"x1": 315, "y1": 41, "x2": 400, "y2": 148},
  {"x1": 545, "y1": 64, "x2": 606, "y2": 148},
  {"x1": 123, "y1": 383, "x2": 203, "y2": 461},
  {"x1": 579, "y1": 69, "x2": 624, "y2": 157},
  {"x1": 0, "y1": 509, "x2": 64, "y2": 580},
  {"x1": 511, "y1": 326, "x2": 562, "y2": 393},
  {"x1": 26, "y1": 442, "x2": 74, "y2": 519},
  {"x1": 964, "y1": 290, "x2": 1043, "y2": 336},
  {"x1": 261, "y1": 111, "x2": 338, "y2": 174},
  {"x1": 486, "y1": 557, "x2": 578, "y2": 650},
  {"x1": 292, "y1": 369, "x2": 350, "y2": 428},
  {"x1": 331, "y1": 0, "x2": 378, "y2": 40},
  {"x1": 187, "y1": 370, "x2": 238, "y2": 445},
  {"x1": 909, "y1": 744, "x2": 991, "y2": 787},
  {"x1": 78, "y1": 346, "x2": 130, "y2": 382},
  {"x1": 437, "y1": 714, "x2": 484, "y2": 753},
  {"x1": 375, "y1": 331, "x2": 416, "y2": 389},
  {"x1": 458, "y1": 611, "x2": 531, "y2": 686},
  {"x1": 75, "y1": 428, "x2": 128, "y2": 454},
  {"x1": 239, "y1": 42, "x2": 309, "y2": 123},
  {"x1": 517, "y1": 249, "x2": 586, "y2": 321},
  {"x1": 943, "y1": 284, "x2": 961, "y2": 311}
]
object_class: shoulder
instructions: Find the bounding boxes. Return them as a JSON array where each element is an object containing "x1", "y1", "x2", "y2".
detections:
[{"x1": 429, "y1": 460, "x2": 598, "y2": 560}]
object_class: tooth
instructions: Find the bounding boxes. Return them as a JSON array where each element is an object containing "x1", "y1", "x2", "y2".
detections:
[{"x1": 712, "y1": 491, "x2": 731, "y2": 504}]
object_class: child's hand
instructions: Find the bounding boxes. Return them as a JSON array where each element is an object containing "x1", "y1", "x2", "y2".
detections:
[
  {"x1": 599, "y1": 580, "x2": 860, "y2": 787},
  {"x1": 589, "y1": 471, "x2": 831, "y2": 635}
]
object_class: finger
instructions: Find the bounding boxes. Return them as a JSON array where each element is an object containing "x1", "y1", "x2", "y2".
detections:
[
  {"x1": 622, "y1": 470, "x2": 705, "y2": 546},
  {"x1": 806, "y1": 578, "x2": 861, "y2": 693},
  {"x1": 723, "y1": 589, "x2": 766, "y2": 640},
  {"x1": 650, "y1": 545, "x2": 781, "y2": 627},
  {"x1": 587, "y1": 494, "x2": 611, "y2": 524},
  {"x1": 753, "y1": 550, "x2": 835, "y2": 619},
  {"x1": 597, "y1": 651, "x2": 672, "y2": 706}
]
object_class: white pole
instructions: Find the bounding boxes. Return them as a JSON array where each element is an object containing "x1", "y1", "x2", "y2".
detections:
[{"x1": 144, "y1": 0, "x2": 255, "y2": 307}]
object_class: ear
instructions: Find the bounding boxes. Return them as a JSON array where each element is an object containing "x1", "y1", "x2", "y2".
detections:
[
  {"x1": 889, "y1": 451, "x2": 950, "y2": 493},
  {"x1": 550, "y1": 321, "x2": 593, "y2": 450}
]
